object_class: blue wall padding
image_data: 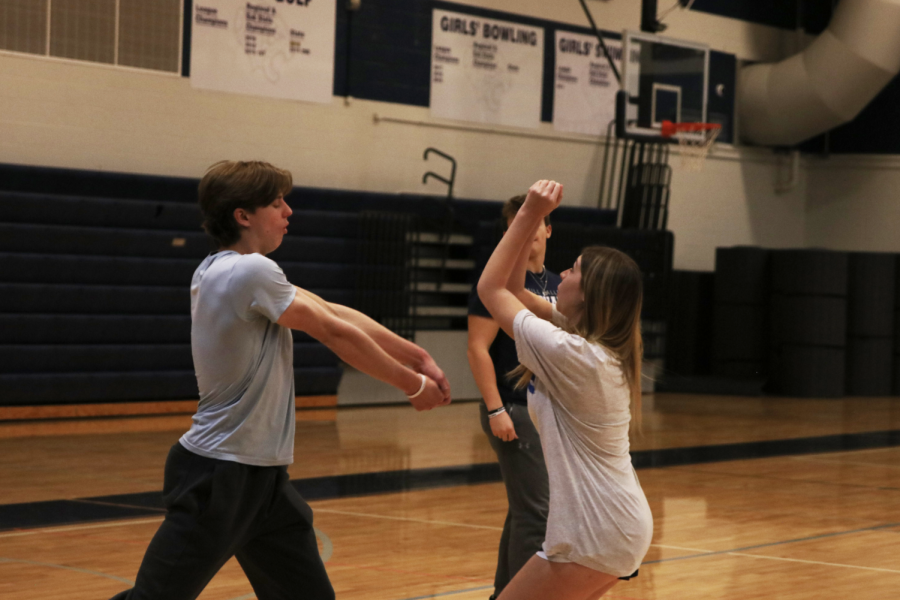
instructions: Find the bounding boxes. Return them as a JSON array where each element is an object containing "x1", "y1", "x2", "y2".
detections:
[
  {"x1": 0, "y1": 367, "x2": 341, "y2": 404},
  {"x1": 0, "y1": 162, "x2": 620, "y2": 406},
  {"x1": 0, "y1": 344, "x2": 335, "y2": 374},
  {"x1": 0, "y1": 284, "x2": 190, "y2": 314},
  {"x1": 0, "y1": 223, "x2": 360, "y2": 263}
]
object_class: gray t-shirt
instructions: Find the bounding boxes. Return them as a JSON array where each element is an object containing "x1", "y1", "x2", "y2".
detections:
[
  {"x1": 514, "y1": 308, "x2": 653, "y2": 577},
  {"x1": 180, "y1": 251, "x2": 298, "y2": 466}
]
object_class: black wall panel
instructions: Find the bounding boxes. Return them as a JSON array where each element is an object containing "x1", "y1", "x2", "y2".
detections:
[
  {"x1": 665, "y1": 271, "x2": 714, "y2": 377},
  {"x1": 829, "y1": 74, "x2": 900, "y2": 155},
  {"x1": 689, "y1": 0, "x2": 834, "y2": 33},
  {"x1": 708, "y1": 51, "x2": 736, "y2": 144},
  {"x1": 345, "y1": 0, "x2": 433, "y2": 106}
]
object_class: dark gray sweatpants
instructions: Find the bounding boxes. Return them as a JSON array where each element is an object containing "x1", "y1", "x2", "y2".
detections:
[
  {"x1": 110, "y1": 443, "x2": 334, "y2": 600},
  {"x1": 479, "y1": 402, "x2": 550, "y2": 597}
]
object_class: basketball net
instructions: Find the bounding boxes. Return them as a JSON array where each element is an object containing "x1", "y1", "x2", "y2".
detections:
[{"x1": 661, "y1": 120, "x2": 722, "y2": 172}]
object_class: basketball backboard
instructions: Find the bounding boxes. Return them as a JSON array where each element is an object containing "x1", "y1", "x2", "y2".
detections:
[{"x1": 617, "y1": 30, "x2": 710, "y2": 142}]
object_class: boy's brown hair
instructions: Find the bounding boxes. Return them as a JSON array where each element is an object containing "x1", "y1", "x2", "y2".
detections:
[
  {"x1": 198, "y1": 160, "x2": 293, "y2": 248},
  {"x1": 501, "y1": 194, "x2": 551, "y2": 229}
]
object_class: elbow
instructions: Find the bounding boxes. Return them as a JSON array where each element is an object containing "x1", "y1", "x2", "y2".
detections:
[{"x1": 310, "y1": 316, "x2": 347, "y2": 349}]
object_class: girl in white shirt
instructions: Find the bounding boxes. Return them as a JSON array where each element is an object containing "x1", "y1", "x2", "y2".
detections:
[{"x1": 477, "y1": 180, "x2": 652, "y2": 600}]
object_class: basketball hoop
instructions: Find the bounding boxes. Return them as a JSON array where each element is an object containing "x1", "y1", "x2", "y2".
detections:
[{"x1": 661, "y1": 120, "x2": 722, "y2": 171}]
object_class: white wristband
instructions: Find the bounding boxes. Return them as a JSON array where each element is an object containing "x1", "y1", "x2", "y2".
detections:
[
  {"x1": 487, "y1": 407, "x2": 507, "y2": 419},
  {"x1": 407, "y1": 374, "x2": 427, "y2": 399}
]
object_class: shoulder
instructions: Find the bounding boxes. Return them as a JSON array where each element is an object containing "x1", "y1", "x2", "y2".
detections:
[
  {"x1": 514, "y1": 309, "x2": 561, "y2": 342},
  {"x1": 230, "y1": 253, "x2": 285, "y2": 282},
  {"x1": 560, "y1": 332, "x2": 617, "y2": 366},
  {"x1": 516, "y1": 310, "x2": 615, "y2": 363},
  {"x1": 587, "y1": 340, "x2": 617, "y2": 365},
  {"x1": 546, "y1": 269, "x2": 562, "y2": 285},
  {"x1": 235, "y1": 252, "x2": 279, "y2": 270}
]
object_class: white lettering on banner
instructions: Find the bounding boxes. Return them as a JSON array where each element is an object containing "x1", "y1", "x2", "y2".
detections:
[
  {"x1": 552, "y1": 30, "x2": 623, "y2": 136},
  {"x1": 191, "y1": 0, "x2": 335, "y2": 103},
  {"x1": 430, "y1": 9, "x2": 543, "y2": 129}
]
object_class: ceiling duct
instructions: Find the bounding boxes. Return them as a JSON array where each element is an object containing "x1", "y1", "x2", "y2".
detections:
[{"x1": 739, "y1": 0, "x2": 900, "y2": 146}]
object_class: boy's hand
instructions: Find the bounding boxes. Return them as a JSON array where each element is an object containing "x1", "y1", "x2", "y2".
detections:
[
  {"x1": 408, "y1": 376, "x2": 447, "y2": 411},
  {"x1": 418, "y1": 356, "x2": 452, "y2": 405},
  {"x1": 524, "y1": 180, "x2": 563, "y2": 217}
]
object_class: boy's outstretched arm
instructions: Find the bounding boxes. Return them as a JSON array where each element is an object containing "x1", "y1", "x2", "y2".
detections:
[{"x1": 277, "y1": 292, "x2": 447, "y2": 410}]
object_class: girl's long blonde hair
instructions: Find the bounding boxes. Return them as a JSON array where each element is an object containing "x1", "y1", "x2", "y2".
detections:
[{"x1": 512, "y1": 246, "x2": 644, "y2": 427}]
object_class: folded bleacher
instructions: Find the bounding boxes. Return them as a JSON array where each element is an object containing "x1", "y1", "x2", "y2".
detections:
[{"x1": 0, "y1": 163, "x2": 636, "y2": 409}]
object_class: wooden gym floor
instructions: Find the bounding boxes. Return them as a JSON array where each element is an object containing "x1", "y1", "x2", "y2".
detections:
[{"x1": 3, "y1": 394, "x2": 900, "y2": 599}]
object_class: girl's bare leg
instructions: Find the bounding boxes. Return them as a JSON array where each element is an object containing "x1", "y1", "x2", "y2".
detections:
[{"x1": 497, "y1": 555, "x2": 618, "y2": 600}]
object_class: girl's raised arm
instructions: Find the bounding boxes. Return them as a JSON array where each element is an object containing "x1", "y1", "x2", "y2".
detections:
[{"x1": 477, "y1": 180, "x2": 562, "y2": 338}]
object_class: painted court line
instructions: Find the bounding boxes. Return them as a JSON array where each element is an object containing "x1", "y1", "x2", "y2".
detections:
[
  {"x1": 652, "y1": 543, "x2": 712, "y2": 553},
  {"x1": 795, "y1": 446, "x2": 900, "y2": 458},
  {"x1": 0, "y1": 516, "x2": 164, "y2": 539},
  {"x1": 728, "y1": 552, "x2": 900, "y2": 575},
  {"x1": 316, "y1": 508, "x2": 712, "y2": 554},
  {"x1": 0, "y1": 556, "x2": 134, "y2": 585},
  {"x1": 645, "y1": 520, "x2": 900, "y2": 566},
  {"x1": 398, "y1": 585, "x2": 493, "y2": 600},
  {"x1": 790, "y1": 455, "x2": 900, "y2": 470},
  {"x1": 395, "y1": 586, "x2": 647, "y2": 600},
  {"x1": 314, "y1": 508, "x2": 504, "y2": 531}
]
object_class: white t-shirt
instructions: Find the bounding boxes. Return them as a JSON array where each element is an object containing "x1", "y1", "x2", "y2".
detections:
[
  {"x1": 514, "y1": 308, "x2": 653, "y2": 577},
  {"x1": 180, "y1": 251, "x2": 298, "y2": 466}
]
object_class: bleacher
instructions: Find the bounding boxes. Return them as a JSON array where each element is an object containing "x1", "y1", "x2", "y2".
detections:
[{"x1": 3, "y1": 163, "x2": 659, "y2": 409}]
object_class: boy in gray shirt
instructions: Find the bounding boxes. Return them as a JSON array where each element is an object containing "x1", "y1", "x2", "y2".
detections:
[{"x1": 111, "y1": 160, "x2": 450, "y2": 600}]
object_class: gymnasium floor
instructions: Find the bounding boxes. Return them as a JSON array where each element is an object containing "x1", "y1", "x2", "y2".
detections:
[{"x1": 4, "y1": 394, "x2": 900, "y2": 599}]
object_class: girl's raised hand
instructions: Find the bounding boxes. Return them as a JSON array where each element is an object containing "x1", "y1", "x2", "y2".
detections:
[{"x1": 524, "y1": 180, "x2": 563, "y2": 216}]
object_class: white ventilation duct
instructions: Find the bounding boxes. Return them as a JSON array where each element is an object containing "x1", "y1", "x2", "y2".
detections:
[{"x1": 739, "y1": 0, "x2": 900, "y2": 146}]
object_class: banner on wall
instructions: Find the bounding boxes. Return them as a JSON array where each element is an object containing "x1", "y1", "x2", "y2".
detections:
[
  {"x1": 190, "y1": 0, "x2": 335, "y2": 104},
  {"x1": 430, "y1": 9, "x2": 544, "y2": 129},
  {"x1": 552, "y1": 31, "x2": 622, "y2": 136}
]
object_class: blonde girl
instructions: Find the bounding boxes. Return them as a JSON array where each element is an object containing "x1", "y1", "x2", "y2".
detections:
[{"x1": 477, "y1": 180, "x2": 652, "y2": 600}]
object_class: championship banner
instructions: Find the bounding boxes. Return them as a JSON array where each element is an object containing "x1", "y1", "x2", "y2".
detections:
[
  {"x1": 552, "y1": 31, "x2": 622, "y2": 136},
  {"x1": 190, "y1": 0, "x2": 335, "y2": 104},
  {"x1": 431, "y1": 9, "x2": 544, "y2": 129}
]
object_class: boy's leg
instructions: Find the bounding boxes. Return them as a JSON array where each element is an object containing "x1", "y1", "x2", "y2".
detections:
[
  {"x1": 480, "y1": 403, "x2": 549, "y2": 597},
  {"x1": 493, "y1": 512, "x2": 512, "y2": 593},
  {"x1": 110, "y1": 508, "x2": 232, "y2": 600},
  {"x1": 480, "y1": 404, "x2": 512, "y2": 596},
  {"x1": 501, "y1": 404, "x2": 550, "y2": 577},
  {"x1": 110, "y1": 444, "x2": 269, "y2": 600},
  {"x1": 235, "y1": 470, "x2": 335, "y2": 600}
]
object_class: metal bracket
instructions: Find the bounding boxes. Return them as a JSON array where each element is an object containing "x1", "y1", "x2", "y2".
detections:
[{"x1": 422, "y1": 148, "x2": 458, "y2": 292}]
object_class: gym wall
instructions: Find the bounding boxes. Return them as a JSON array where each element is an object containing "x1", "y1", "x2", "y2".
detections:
[{"x1": 0, "y1": 0, "x2": 892, "y2": 271}]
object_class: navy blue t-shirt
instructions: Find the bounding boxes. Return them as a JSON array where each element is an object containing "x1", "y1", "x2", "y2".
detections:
[{"x1": 468, "y1": 269, "x2": 561, "y2": 406}]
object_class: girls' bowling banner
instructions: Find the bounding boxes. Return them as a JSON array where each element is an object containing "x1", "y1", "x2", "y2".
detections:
[{"x1": 431, "y1": 9, "x2": 544, "y2": 129}]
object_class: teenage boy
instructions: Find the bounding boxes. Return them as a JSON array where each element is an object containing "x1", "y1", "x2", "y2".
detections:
[
  {"x1": 466, "y1": 195, "x2": 559, "y2": 600},
  {"x1": 111, "y1": 160, "x2": 450, "y2": 600}
]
